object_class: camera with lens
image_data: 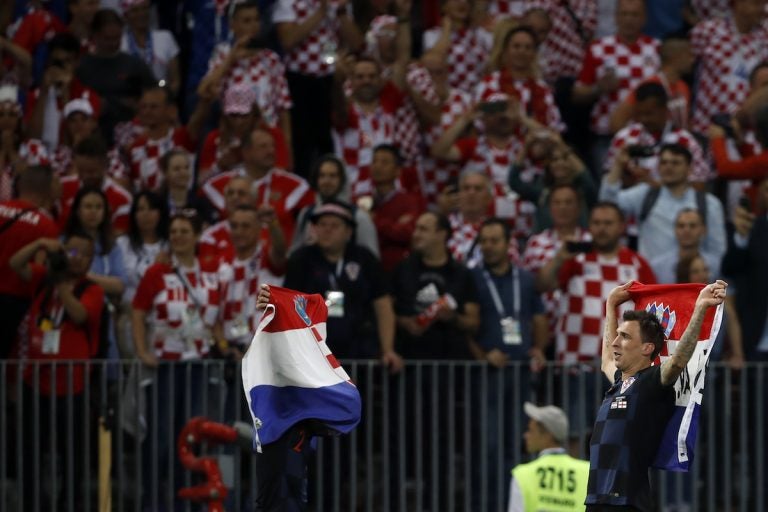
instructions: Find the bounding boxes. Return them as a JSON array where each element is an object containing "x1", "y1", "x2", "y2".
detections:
[{"x1": 46, "y1": 249, "x2": 69, "y2": 276}]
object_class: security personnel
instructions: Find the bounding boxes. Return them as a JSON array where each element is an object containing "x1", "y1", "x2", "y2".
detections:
[{"x1": 508, "y1": 402, "x2": 589, "y2": 512}]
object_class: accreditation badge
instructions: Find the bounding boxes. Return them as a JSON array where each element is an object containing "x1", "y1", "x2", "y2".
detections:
[
  {"x1": 325, "y1": 291, "x2": 345, "y2": 318},
  {"x1": 42, "y1": 329, "x2": 61, "y2": 355},
  {"x1": 500, "y1": 317, "x2": 522, "y2": 346}
]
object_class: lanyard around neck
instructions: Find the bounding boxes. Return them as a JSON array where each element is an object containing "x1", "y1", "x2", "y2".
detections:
[{"x1": 482, "y1": 266, "x2": 520, "y2": 319}]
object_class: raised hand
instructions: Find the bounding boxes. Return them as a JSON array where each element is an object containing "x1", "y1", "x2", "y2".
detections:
[{"x1": 696, "y1": 280, "x2": 727, "y2": 308}]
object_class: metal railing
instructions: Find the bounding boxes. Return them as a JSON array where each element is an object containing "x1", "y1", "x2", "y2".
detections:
[{"x1": 0, "y1": 360, "x2": 765, "y2": 511}]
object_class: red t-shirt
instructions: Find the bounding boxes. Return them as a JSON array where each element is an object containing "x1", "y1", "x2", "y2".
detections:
[
  {"x1": 0, "y1": 199, "x2": 60, "y2": 297},
  {"x1": 58, "y1": 176, "x2": 133, "y2": 233},
  {"x1": 371, "y1": 190, "x2": 425, "y2": 272},
  {"x1": 199, "y1": 124, "x2": 291, "y2": 178},
  {"x1": 22, "y1": 264, "x2": 104, "y2": 395}
]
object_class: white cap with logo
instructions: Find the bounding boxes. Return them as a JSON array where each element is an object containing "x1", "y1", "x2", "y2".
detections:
[{"x1": 524, "y1": 402, "x2": 569, "y2": 444}]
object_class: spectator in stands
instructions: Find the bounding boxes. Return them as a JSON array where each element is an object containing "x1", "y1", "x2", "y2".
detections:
[
  {"x1": 469, "y1": 218, "x2": 548, "y2": 511},
  {"x1": 421, "y1": 0, "x2": 492, "y2": 93},
  {"x1": 202, "y1": 127, "x2": 314, "y2": 243},
  {"x1": 115, "y1": 190, "x2": 168, "y2": 356},
  {"x1": 690, "y1": 0, "x2": 768, "y2": 135},
  {"x1": 508, "y1": 403, "x2": 590, "y2": 512},
  {"x1": 0, "y1": 84, "x2": 24, "y2": 200},
  {"x1": 0, "y1": 164, "x2": 59, "y2": 359},
  {"x1": 509, "y1": 138, "x2": 596, "y2": 231},
  {"x1": 331, "y1": 55, "x2": 408, "y2": 200},
  {"x1": 710, "y1": 103, "x2": 768, "y2": 184},
  {"x1": 126, "y1": 85, "x2": 210, "y2": 191},
  {"x1": 59, "y1": 134, "x2": 133, "y2": 234},
  {"x1": 132, "y1": 211, "x2": 221, "y2": 510},
  {"x1": 199, "y1": 175, "x2": 251, "y2": 265},
  {"x1": 273, "y1": 0, "x2": 363, "y2": 178},
  {"x1": 600, "y1": 143, "x2": 726, "y2": 266},
  {"x1": 538, "y1": 202, "x2": 656, "y2": 450},
  {"x1": 604, "y1": 82, "x2": 710, "y2": 186},
  {"x1": 158, "y1": 148, "x2": 212, "y2": 222},
  {"x1": 0, "y1": 22, "x2": 32, "y2": 87},
  {"x1": 120, "y1": 0, "x2": 180, "y2": 96},
  {"x1": 476, "y1": 25, "x2": 564, "y2": 131},
  {"x1": 572, "y1": 0, "x2": 659, "y2": 171},
  {"x1": 364, "y1": 144, "x2": 424, "y2": 273},
  {"x1": 76, "y1": 8, "x2": 156, "y2": 140},
  {"x1": 198, "y1": 85, "x2": 291, "y2": 183},
  {"x1": 26, "y1": 33, "x2": 101, "y2": 150},
  {"x1": 432, "y1": 93, "x2": 537, "y2": 239},
  {"x1": 610, "y1": 37, "x2": 695, "y2": 132},
  {"x1": 291, "y1": 154, "x2": 379, "y2": 256},
  {"x1": 284, "y1": 201, "x2": 402, "y2": 368},
  {"x1": 650, "y1": 208, "x2": 721, "y2": 285},
  {"x1": 11, "y1": 229, "x2": 104, "y2": 510}
]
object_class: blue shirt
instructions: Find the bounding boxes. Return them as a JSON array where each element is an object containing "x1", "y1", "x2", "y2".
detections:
[{"x1": 470, "y1": 265, "x2": 544, "y2": 360}]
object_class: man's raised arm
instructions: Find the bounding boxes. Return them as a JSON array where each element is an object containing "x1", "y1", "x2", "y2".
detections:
[
  {"x1": 660, "y1": 280, "x2": 727, "y2": 386},
  {"x1": 602, "y1": 282, "x2": 633, "y2": 381}
]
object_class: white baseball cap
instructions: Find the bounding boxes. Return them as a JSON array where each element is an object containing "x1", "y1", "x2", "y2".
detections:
[
  {"x1": 524, "y1": 402, "x2": 569, "y2": 444},
  {"x1": 63, "y1": 98, "x2": 94, "y2": 118}
]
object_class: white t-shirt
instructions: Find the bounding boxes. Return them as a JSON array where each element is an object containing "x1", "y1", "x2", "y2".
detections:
[{"x1": 121, "y1": 29, "x2": 179, "y2": 81}]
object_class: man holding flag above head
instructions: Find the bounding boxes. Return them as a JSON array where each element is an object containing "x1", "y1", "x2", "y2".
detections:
[{"x1": 585, "y1": 279, "x2": 727, "y2": 511}]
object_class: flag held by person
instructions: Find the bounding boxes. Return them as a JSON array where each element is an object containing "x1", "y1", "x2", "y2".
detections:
[
  {"x1": 625, "y1": 282, "x2": 724, "y2": 471},
  {"x1": 241, "y1": 286, "x2": 362, "y2": 452}
]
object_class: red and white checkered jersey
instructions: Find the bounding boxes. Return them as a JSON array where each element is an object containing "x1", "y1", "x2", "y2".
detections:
[
  {"x1": 455, "y1": 135, "x2": 537, "y2": 238},
  {"x1": 556, "y1": 247, "x2": 656, "y2": 364},
  {"x1": 199, "y1": 220, "x2": 234, "y2": 267},
  {"x1": 690, "y1": 17, "x2": 768, "y2": 134},
  {"x1": 272, "y1": 0, "x2": 347, "y2": 77},
  {"x1": 114, "y1": 120, "x2": 145, "y2": 151},
  {"x1": 604, "y1": 122, "x2": 711, "y2": 182},
  {"x1": 51, "y1": 145, "x2": 127, "y2": 182},
  {"x1": 208, "y1": 44, "x2": 292, "y2": 127},
  {"x1": 488, "y1": 0, "x2": 526, "y2": 18},
  {"x1": 59, "y1": 175, "x2": 133, "y2": 233},
  {"x1": 132, "y1": 259, "x2": 221, "y2": 360},
  {"x1": 333, "y1": 82, "x2": 405, "y2": 198},
  {"x1": 201, "y1": 166, "x2": 314, "y2": 240},
  {"x1": 447, "y1": 212, "x2": 520, "y2": 268},
  {"x1": 127, "y1": 126, "x2": 196, "y2": 191},
  {"x1": 474, "y1": 71, "x2": 565, "y2": 131},
  {"x1": 217, "y1": 250, "x2": 267, "y2": 346},
  {"x1": 576, "y1": 35, "x2": 660, "y2": 135},
  {"x1": 422, "y1": 26, "x2": 493, "y2": 93},
  {"x1": 523, "y1": 0, "x2": 597, "y2": 83}
]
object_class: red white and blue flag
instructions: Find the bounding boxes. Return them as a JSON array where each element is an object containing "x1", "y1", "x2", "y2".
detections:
[
  {"x1": 241, "y1": 286, "x2": 362, "y2": 451},
  {"x1": 624, "y1": 282, "x2": 724, "y2": 471}
]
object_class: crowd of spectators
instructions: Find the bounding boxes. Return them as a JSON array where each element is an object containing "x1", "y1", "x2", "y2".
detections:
[{"x1": 2, "y1": 0, "x2": 768, "y2": 509}]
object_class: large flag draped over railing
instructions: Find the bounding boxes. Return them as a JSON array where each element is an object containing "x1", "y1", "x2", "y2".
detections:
[
  {"x1": 624, "y1": 282, "x2": 724, "y2": 471},
  {"x1": 241, "y1": 286, "x2": 362, "y2": 451}
]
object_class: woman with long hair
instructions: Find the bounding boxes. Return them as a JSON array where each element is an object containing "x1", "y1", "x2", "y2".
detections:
[{"x1": 158, "y1": 147, "x2": 212, "y2": 223}]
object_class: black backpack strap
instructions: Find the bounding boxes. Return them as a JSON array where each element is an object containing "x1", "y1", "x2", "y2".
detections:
[
  {"x1": 0, "y1": 207, "x2": 35, "y2": 236},
  {"x1": 639, "y1": 186, "x2": 662, "y2": 223}
]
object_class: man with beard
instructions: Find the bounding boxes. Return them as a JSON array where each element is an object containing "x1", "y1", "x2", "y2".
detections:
[{"x1": 539, "y1": 202, "x2": 656, "y2": 452}]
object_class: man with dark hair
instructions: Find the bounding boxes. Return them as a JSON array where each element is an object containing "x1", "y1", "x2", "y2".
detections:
[
  {"x1": 600, "y1": 142, "x2": 726, "y2": 265},
  {"x1": 585, "y1": 279, "x2": 727, "y2": 510}
]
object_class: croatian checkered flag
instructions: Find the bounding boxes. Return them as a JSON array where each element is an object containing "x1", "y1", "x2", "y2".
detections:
[
  {"x1": 241, "y1": 286, "x2": 361, "y2": 452},
  {"x1": 623, "y1": 282, "x2": 724, "y2": 471}
]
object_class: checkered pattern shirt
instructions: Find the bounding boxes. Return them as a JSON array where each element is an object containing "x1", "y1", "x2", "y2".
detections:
[
  {"x1": 132, "y1": 260, "x2": 221, "y2": 360},
  {"x1": 576, "y1": 35, "x2": 660, "y2": 135},
  {"x1": 272, "y1": 0, "x2": 346, "y2": 77},
  {"x1": 208, "y1": 44, "x2": 292, "y2": 127},
  {"x1": 51, "y1": 146, "x2": 127, "y2": 182},
  {"x1": 199, "y1": 220, "x2": 234, "y2": 267},
  {"x1": 488, "y1": 1, "x2": 527, "y2": 18},
  {"x1": 455, "y1": 135, "x2": 537, "y2": 238},
  {"x1": 422, "y1": 26, "x2": 493, "y2": 93},
  {"x1": 556, "y1": 247, "x2": 656, "y2": 364},
  {"x1": 604, "y1": 122, "x2": 711, "y2": 182},
  {"x1": 690, "y1": 17, "x2": 768, "y2": 134},
  {"x1": 59, "y1": 175, "x2": 133, "y2": 233},
  {"x1": 447, "y1": 212, "x2": 520, "y2": 268},
  {"x1": 128, "y1": 126, "x2": 196, "y2": 191},
  {"x1": 524, "y1": 0, "x2": 597, "y2": 83},
  {"x1": 689, "y1": 0, "x2": 730, "y2": 20},
  {"x1": 217, "y1": 250, "x2": 268, "y2": 346},
  {"x1": 474, "y1": 71, "x2": 565, "y2": 131}
]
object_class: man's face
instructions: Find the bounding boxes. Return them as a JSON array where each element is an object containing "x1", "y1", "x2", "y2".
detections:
[
  {"x1": 316, "y1": 162, "x2": 343, "y2": 199},
  {"x1": 633, "y1": 98, "x2": 667, "y2": 134},
  {"x1": 351, "y1": 61, "x2": 383, "y2": 103},
  {"x1": 229, "y1": 210, "x2": 261, "y2": 252},
  {"x1": 549, "y1": 187, "x2": 580, "y2": 229},
  {"x1": 313, "y1": 215, "x2": 352, "y2": 253},
  {"x1": 74, "y1": 155, "x2": 106, "y2": 188},
  {"x1": 224, "y1": 178, "x2": 252, "y2": 214},
  {"x1": 482, "y1": 99, "x2": 520, "y2": 137},
  {"x1": 674, "y1": 211, "x2": 705, "y2": 250},
  {"x1": 523, "y1": 419, "x2": 550, "y2": 455},
  {"x1": 138, "y1": 89, "x2": 171, "y2": 129},
  {"x1": 611, "y1": 320, "x2": 654, "y2": 371},
  {"x1": 478, "y1": 224, "x2": 509, "y2": 268},
  {"x1": 64, "y1": 236, "x2": 95, "y2": 276},
  {"x1": 123, "y1": 0, "x2": 151, "y2": 31},
  {"x1": 230, "y1": 6, "x2": 261, "y2": 40},
  {"x1": 94, "y1": 22, "x2": 123, "y2": 55},
  {"x1": 411, "y1": 213, "x2": 443, "y2": 254},
  {"x1": 48, "y1": 48, "x2": 78, "y2": 74},
  {"x1": 589, "y1": 206, "x2": 624, "y2": 253},
  {"x1": 615, "y1": 0, "x2": 646, "y2": 40},
  {"x1": 225, "y1": 113, "x2": 254, "y2": 137},
  {"x1": 658, "y1": 151, "x2": 690, "y2": 188},
  {"x1": 370, "y1": 149, "x2": 399, "y2": 187},
  {"x1": 243, "y1": 130, "x2": 276, "y2": 171},
  {"x1": 459, "y1": 173, "x2": 492, "y2": 217}
]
